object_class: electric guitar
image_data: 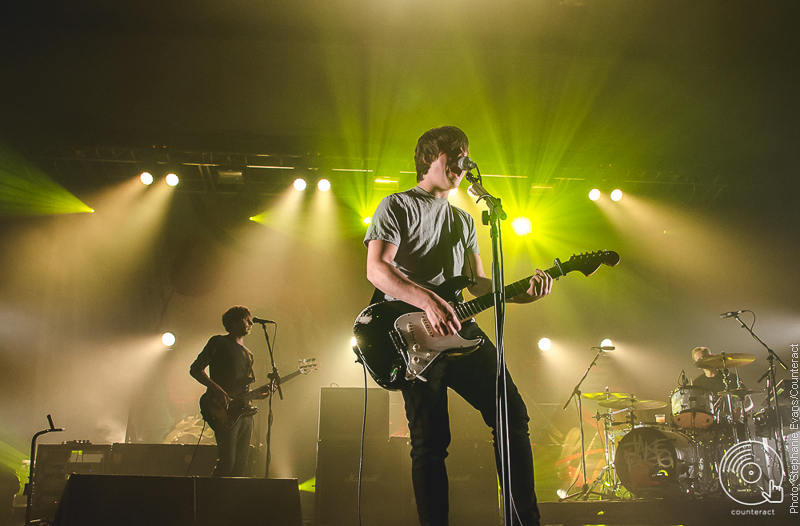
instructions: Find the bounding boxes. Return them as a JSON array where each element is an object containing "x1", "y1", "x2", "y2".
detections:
[
  {"x1": 352, "y1": 250, "x2": 619, "y2": 390},
  {"x1": 199, "y1": 358, "x2": 318, "y2": 432}
]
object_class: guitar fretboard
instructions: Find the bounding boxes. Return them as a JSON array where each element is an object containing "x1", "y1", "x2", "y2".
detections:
[{"x1": 454, "y1": 267, "x2": 562, "y2": 322}]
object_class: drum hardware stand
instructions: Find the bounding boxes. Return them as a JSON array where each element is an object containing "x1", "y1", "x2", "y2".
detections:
[
  {"x1": 583, "y1": 409, "x2": 626, "y2": 499},
  {"x1": 560, "y1": 346, "x2": 614, "y2": 501},
  {"x1": 726, "y1": 312, "x2": 790, "y2": 480}
]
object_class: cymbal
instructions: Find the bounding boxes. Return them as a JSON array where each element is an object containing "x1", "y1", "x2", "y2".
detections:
[
  {"x1": 599, "y1": 398, "x2": 667, "y2": 410},
  {"x1": 718, "y1": 388, "x2": 764, "y2": 397},
  {"x1": 582, "y1": 391, "x2": 630, "y2": 401},
  {"x1": 695, "y1": 353, "x2": 755, "y2": 370}
]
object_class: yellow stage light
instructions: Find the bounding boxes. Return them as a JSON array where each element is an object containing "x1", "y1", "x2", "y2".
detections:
[
  {"x1": 293, "y1": 178, "x2": 307, "y2": 191},
  {"x1": 317, "y1": 179, "x2": 331, "y2": 192},
  {"x1": 588, "y1": 188, "x2": 601, "y2": 201},
  {"x1": 511, "y1": 217, "x2": 533, "y2": 236},
  {"x1": 162, "y1": 332, "x2": 176, "y2": 347},
  {"x1": 610, "y1": 189, "x2": 623, "y2": 202},
  {"x1": 165, "y1": 173, "x2": 179, "y2": 187},
  {"x1": 538, "y1": 337, "x2": 552, "y2": 351},
  {"x1": 140, "y1": 172, "x2": 154, "y2": 185}
]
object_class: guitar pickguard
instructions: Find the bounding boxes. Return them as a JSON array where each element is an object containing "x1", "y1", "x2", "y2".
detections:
[{"x1": 394, "y1": 311, "x2": 481, "y2": 382}]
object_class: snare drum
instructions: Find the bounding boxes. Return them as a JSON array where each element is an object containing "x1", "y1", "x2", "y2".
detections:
[
  {"x1": 670, "y1": 386, "x2": 714, "y2": 429},
  {"x1": 616, "y1": 426, "x2": 696, "y2": 497}
]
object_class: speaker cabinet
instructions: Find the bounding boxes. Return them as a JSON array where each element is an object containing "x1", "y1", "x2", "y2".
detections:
[
  {"x1": 315, "y1": 439, "x2": 411, "y2": 526},
  {"x1": 317, "y1": 387, "x2": 389, "y2": 443},
  {"x1": 53, "y1": 474, "x2": 301, "y2": 526}
]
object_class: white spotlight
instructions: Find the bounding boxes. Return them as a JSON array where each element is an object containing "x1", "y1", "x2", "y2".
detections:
[
  {"x1": 293, "y1": 178, "x2": 307, "y2": 191},
  {"x1": 165, "y1": 173, "x2": 180, "y2": 187},
  {"x1": 162, "y1": 332, "x2": 176, "y2": 347},
  {"x1": 588, "y1": 189, "x2": 601, "y2": 201},
  {"x1": 538, "y1": 337, "x2": 552, "y2": 351},
  {"x1": 318, "y1": 179, "x2": 331, "y2": 192},
  {"x1": 140, "y1": 172, "x2": 154, "y2": 185},
  {"x1": 601, "y1": 338, "x2": 614, "y2": 349},
  {"x1": 610, "y1": 189, "x2": 623, "y2": 202}
]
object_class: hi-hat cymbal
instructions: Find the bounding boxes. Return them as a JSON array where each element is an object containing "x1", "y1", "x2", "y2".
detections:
[
  {"x1": 599, "y1": 397, "x2": 668, "y2": 410},
  {"x1": 582, "y1": 391, "x2": 630, "y2": 401},
  {"x1": 695, "y1": 353, "x2": 755, "y2": 370}
]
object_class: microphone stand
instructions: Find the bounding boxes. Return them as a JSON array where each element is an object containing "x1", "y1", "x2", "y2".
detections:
[
  {"x1": 258, "y1": 322, "x2": 281, "y2": 477},
  {"x1": 465, "y1": 169, "x2": 513, "y2": 525},
  {"x1": 561, "y1": 347, "x2": 609, "y2": 501},
  {"x1": 729, "y1": 313, "x2": 790, "y2": 480}
]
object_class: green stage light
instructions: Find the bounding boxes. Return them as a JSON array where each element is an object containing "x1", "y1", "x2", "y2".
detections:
[{"x1": 0, "y1": 144, "x2": 93, "y2": 216}]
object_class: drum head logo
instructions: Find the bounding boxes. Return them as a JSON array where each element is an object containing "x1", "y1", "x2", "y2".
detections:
[{"x1": 718, "y1": 440, "x2": 784, "y2": 505}]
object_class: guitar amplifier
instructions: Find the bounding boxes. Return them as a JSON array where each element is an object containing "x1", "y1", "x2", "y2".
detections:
[
  {"x1": 317, "y1": 387, "x2": 389, "y2": 443},
  {"x1": 107, "y1": 443, "x2": 217, "y2": 476},
  {"x1": 30, "y1": 442, "x2": 111, "y2": 524}
]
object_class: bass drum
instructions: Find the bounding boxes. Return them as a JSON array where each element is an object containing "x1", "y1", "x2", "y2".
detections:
[{"x1": 616, "y1": 426, "x2": 696, "y2": 497}]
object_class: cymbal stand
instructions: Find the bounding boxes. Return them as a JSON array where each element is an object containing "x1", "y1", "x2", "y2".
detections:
[
  {"x1": 584, "y1": 409, "x2": 626, "y2": 499},
  {"x1": 560, "y1": 346, "x2": 612, "y2": 501},
  {"x1": 729, "y1": 313, "x2": 790, "y2": 479}
]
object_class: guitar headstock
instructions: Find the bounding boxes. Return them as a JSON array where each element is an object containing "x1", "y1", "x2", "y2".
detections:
[
  {"x1": 298, "y1": 358, "x2": 319, "y2": 374},
  {"x1": 563, "y1": 250, "x2": 620, "y2": 277}
]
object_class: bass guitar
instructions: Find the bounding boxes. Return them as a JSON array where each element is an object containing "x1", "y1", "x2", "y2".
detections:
[
  {"x1": 352, "y1": 250, "x2": 619, "y2": 390},
  {"x1": 200, "y1": 358, "x2": 318, "y2": 432}
]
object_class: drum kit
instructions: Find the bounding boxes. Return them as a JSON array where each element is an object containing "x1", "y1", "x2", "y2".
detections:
[{"x1": 573, "y1": 352, "x2": 781, "y2": 500}]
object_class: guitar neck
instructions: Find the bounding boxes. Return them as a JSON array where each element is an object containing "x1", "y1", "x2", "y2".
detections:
[
  {"x1": 453, "y1": 265, "x2": 564, "y2": 323},
  {"x1": 231, "y1": 369, "x2": 306, "y2": 405}
]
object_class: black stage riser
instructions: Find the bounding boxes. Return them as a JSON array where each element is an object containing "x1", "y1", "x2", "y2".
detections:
[{"x1": 53, "y1": 474, "x2": 302, "y2": 526}]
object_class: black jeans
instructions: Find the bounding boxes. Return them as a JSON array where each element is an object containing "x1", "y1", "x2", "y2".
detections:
[
  {"x1": 212, "y1": 414, "x2": 253, "y2": 477},
  {"x1": 402, "y1": 322, "x2": 540, "y2": 526}
]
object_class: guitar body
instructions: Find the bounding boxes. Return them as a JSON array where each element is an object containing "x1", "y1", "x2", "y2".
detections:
[
  {"x1": 353, "y1": 250, "x2": 620, "y2": 390},
  {"x1": 199, "y1": 358, "x2": 319, "y2": 432},
  {"x1": 353, "y1": 276, "x2": 482, "y2": 390},
  {"x1": 199, "y1": 389, "x2": 258, "y2": 433}
]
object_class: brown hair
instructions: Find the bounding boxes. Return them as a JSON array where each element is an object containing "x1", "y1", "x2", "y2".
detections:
[
  {"x1": 414, "y1": 126, "x2": 469, "y2": 182},
  {"x1": 222, "y1": 305, "x2": 251, "y2": 332}
]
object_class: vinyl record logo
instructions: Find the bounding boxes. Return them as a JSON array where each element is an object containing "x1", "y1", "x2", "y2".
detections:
[{"x1": 719, "y1": 440, "x2": 784, "y2": 505}]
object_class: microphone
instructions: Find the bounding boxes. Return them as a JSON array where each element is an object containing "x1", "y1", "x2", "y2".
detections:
[
  {"x1": 719, "y1": 310, "x2": 744, "y2": 319},
  {"x1": 457, "y1": 156, "x2": 478, "y2": 172},
  {"x1": 253, "y1": 317, "x2": 276, "y2": 324}
]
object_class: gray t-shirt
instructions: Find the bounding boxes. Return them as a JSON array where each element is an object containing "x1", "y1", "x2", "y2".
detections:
[{"x1": 364, "y1": 186, "x2": 479, "y2": 295}]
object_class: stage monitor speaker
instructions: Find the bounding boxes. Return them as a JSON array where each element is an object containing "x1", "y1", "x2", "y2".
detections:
[
  {"x1": 318, "y1": 387, "x2": 389, "y2": 443},
  {"x1": 53, "y1": 474, "x2": 301, "y2": 526}
]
